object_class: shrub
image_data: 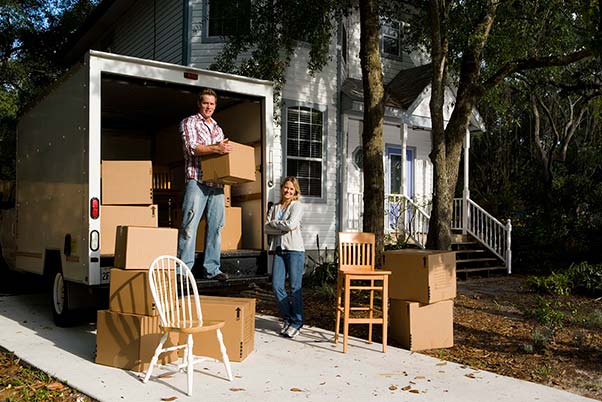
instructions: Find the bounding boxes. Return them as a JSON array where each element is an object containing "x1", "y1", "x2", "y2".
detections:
[
  {"x1": 526, "y1": 272, "x2": 572, "y2": 296},
  {"x1": 566, "y1": 262, "x2": 602, "y2": 297}
]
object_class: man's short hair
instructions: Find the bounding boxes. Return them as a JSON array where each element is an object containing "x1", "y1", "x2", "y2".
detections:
[{"x1": 198, "y1": 88, "x2": 217, "y2": 102}]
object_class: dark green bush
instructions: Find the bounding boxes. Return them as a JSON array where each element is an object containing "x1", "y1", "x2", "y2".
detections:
[{"x1": 526, "y1": 261, "x2": 602, "y2": 297}]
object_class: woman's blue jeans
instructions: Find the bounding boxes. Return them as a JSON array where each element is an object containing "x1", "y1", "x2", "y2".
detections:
[
  {"x1": 177, "y1": 180, "x2": 224, "y2": 278},
  {"x1": 272, "y1": 248, "x2": 305, "y2": 329}
]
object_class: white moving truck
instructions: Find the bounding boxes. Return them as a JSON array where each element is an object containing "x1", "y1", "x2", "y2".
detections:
[{"x1": 0, "y1": 51, "x2": 274, "y2": 325}]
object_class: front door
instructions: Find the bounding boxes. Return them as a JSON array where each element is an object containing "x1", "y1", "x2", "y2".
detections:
[{"x1": 385, "y1": 145, "x2": 415, "y2": 230}]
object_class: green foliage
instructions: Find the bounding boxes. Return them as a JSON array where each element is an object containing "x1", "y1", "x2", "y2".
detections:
[
  {"x1": 527, "y1": 262, "x2": 602, "y2": 297},
  {"x1": 306, "y1": 234, "x2": 338, "y2": 287},
  {"x1": 524, "y1": 296, "x2": 566, "y2": 330},
  {"x1": 527, "y1": 272, "x2": 573, "y2": 296}
]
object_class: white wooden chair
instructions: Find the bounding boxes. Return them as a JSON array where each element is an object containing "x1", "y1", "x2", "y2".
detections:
[{"x1": 143, "y1": 255, "x2": 233, "y2": 396}]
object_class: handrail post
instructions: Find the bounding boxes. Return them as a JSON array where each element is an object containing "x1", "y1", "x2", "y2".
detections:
[{"x1": 506, "y1": 219, "x2": 512, "y2": 274}]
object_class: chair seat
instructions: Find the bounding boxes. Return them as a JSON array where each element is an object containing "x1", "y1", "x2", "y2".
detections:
[
  {"x1": 341, "y1": 269, "x2": 391, "y2": 275},
  {"x1": 162, "y1": 319, "x2": 226, "y2": 334}
]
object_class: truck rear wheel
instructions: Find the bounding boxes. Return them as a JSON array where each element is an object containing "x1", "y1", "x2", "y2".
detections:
[{"x1": 49, "y1": 269, "x2": 75, "y2": 326}]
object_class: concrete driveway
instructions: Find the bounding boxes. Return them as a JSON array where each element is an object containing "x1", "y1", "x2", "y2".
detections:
[{"x1": 0, "y1": 291, "x2": 597, "y2": 402}]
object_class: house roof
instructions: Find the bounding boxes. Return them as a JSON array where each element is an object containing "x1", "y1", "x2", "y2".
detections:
[{"x1": 341, "y1": 63, "x2": 432, "y2": 110}]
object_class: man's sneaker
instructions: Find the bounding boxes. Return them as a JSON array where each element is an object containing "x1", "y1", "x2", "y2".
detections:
[
  {"x1": 279, "y1": 321, "x2": 290, "y2": 336},
  {"x1": 285, "y1": 326, "x2": 300, "y2": 339}
]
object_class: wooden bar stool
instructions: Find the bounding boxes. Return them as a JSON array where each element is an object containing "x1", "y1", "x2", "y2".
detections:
[{"x1": 334, "y1": 232, "x2": 391, "y2": 353}]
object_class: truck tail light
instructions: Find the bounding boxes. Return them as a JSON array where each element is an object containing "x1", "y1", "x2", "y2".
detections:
[
  {"x1": 90, "y1": 197, "x2": 100, "y2": 219},
  {"x1": 90, "y1": 230, "x2": 99, "y2": 251}
]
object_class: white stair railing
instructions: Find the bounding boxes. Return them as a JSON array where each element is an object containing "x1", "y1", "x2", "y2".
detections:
[
  {"x1": 344, "y1": 192, "x2": 430, "y2": 249},
  {"x1": 453, "y1": 198, "x2": 512, "y2": 274}
]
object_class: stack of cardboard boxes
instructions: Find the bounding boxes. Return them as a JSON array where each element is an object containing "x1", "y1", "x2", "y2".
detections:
[
  {"x1": 100, "y1": 160, "x2": 158, "y2": 256},
  {"x1": 384, "y1": 250, "x2": 457, "y2": 351}
]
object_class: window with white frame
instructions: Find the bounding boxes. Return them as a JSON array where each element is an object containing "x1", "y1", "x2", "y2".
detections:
[
  {"x1": 285, "y1": 105, "x2": 325, "y2": 199},
  {"x1": 380, "y1": 18, "x2": 401, "y2": 58},
  {"x1": 206, "y1": 0, "x2": 250, "y2": 37}
]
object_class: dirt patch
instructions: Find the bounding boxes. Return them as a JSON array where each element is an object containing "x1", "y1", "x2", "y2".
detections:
[{"x1": 245, "y1": 275, "x2": 602, "y2": 401}]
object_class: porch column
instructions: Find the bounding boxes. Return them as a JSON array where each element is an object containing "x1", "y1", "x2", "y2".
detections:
[
  {"x1": 401, "y1": 123, "x2": 408, "y2": 195},
  {"x1": 462, "y1": 128, "x2": 470, "y2": 234}
]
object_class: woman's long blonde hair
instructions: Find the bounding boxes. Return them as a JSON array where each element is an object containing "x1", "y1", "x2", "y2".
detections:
[{"x1": 280, "y1": 176, "x2": 301, "y2": 203}]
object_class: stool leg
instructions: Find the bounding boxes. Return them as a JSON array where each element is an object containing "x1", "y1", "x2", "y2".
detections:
[
  {"x1": 368, "y1": 278, "x2": 374, "y2": 344},
  {"x1": 382, "y1": 276, "x2": 388, "y2": 353},
  {"x1": 343, "y1": 275, "x2": 351, "y2": 353},
  {"x1": 334, "y1": 274, "x2": 342, "y2": 344}
]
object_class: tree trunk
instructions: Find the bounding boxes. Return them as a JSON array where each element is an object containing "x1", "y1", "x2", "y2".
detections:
[{"x1": 358, "y1": 0, "x2": 385, "y2": 267}]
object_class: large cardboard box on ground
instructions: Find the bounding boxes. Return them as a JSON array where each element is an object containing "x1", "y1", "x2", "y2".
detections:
[
  {"x1": 95, "y1": 310, "x2": 178, "y2": 372},
  {"x1": 114, "y1": 226, "x2": 178, "y2": 269},
  {"x1": 180, "y1": 296, "x2": 255, "y2": 362},
  {"x1": 195, "y1": 207, "x2": 242, "y2": 251},
  {"x1": 101, "y1": 160, "x2": 153, "y2": 205},
  {"x1": 201, "y1": 141, "x2": 255, "y2": 184},
  {"x1": 384, "y1": 249, "x2": 456, "y2": 304},
  {"x1": 109, "y1": 268, "x2": 159, "y2": 316},
  {"x1": 100, "y1": 205, "x2": 158, "y2": 255},
  {"x1": 389, "y1": 299, "x2": 454, "y2": 351}
]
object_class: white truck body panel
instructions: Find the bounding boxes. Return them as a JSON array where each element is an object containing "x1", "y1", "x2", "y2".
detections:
[{"x1": 15, "y1": 50, "x2": 273, "y2": 287}]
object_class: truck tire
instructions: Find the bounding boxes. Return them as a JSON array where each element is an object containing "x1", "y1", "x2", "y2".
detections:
[{"x1": 49, "y1": 268, "x2": 75, "y2": 327}]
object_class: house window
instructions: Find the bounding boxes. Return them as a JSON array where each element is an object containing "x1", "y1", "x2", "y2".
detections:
[
  {"x1": 285, "y1": 105, "x2": 325, "y2": 198},
  {"x1": 380, "y1": 18, "x2": 401, "y2": 58},
  {"x1": 341, "y1": 24, "x2": 348, "y2": 64},
  {"x1": 207, "y1": 0, "x2": 250, "y2": 37}
]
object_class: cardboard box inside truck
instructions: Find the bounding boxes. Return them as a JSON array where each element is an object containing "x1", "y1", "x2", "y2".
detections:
[
  {"x1": 114, "y1": 226, "x2": 178, "y2": 269},
  {"x1": 100, "y1": 205, "x2": 158, "y2": 255},
  {"x1": 195, "y1": 207, "x2": 242, "y2": 251},
  {"x1": 101, "y1": 160, "x2": 153, "y2": 205},
  {"x1": 200, "y1": 141, "x2": 255, "y2": 184},
  {"x1": 389, "y1": 299, "x2": 454, "y2": 351},
  {"x1": 95, "y1": 310, "x2": 178, "y2": 371},
  {"x1": 180, "y1": 296, "x2": 256, "y2": 362},
  {"x1": 384, "y1": 249, "x2": 456, "y2": 304}
]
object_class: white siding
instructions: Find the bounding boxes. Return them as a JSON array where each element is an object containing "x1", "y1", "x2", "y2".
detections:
[
  {"x1": 109, "y1": 0, "x2": 183, "y2": 64},
  {"x1": 346, "y1": 11, "x2": 416, "y2": 84}
]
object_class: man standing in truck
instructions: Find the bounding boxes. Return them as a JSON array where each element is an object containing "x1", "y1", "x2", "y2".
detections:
[{"x1": 178, "y1": 88, "x2": 232, "y2": 281}]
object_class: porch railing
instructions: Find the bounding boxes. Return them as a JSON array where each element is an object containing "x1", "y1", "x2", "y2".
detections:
[
  {"x1": 452, "y1": 198, "x2": 512, "y2": 274},
  {"x1": 343, "y1": 192, "x2": 512, "y2": 273},
  {"x1": 344, "y1": 192, "x2": 430, "y2": 248}
]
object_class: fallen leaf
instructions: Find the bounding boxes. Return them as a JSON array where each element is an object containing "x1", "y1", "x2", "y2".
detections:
[
  {"x1": 465, "y1": 373, "x2": 476, "y2": 379},
  {"x1": 414, "y1": 376, "x2": 425, "y2": 380},
  {"x1": 157, "y1": 373, "x2": 174, "y2": 379},
  {"x1": 436, "y1": 362, "x2": 447, "y2": 366},
  {"x1": 229, "y1": 388, "x2": 246, "y2": 392},
  {"x1": 46, "y1": 382, "x2": 65, "y2": 391},
  {"x1": 388, "y1": 385, "x2": 397, "y2": 391},
  {"x1": 290, "y1": 387, "x2": 304, "y2": 392},
  {"x1": 409, "y1": 380, "x2": 416, "y2": 384},
  {"x1": 320, "y1": 382, "x2": 326, "y2": 385},
  {"x1": 161, "y1": 397, "x2": 177, "y2": 401},
  {"x1": 401, "y1": 385, "x2": 412, "y2": 391},
  {"x1": 409, "y1": 389, "x2": 420, "y2": 394}
]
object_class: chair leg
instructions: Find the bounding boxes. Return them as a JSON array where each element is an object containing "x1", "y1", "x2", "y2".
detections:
[
  {"x1": 186, "y1": 334, "x2": 194, "y2": 396},
  {"x1": 216, "y1": 329, "x2": 233, "y2": 381},
  {"x1": 382, "y1": 276, "x2": 388, "y2": 353},
  {"x1": 334, "y1": 275, "x2": 342, "y2": 344},
  {"x1": 143, "y1": 332, "x2": 168, "y2": 383},
  {"x1": 343, "y1": 275, "x2": 351, "y2": 353}
]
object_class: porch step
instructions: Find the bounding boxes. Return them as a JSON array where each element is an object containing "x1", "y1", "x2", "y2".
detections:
[
  {"x1": 456, "y1": 257, "x2": 498, "y2": 264},
  {"x1": 451, "y1": 232, "x2": 506, "y2": 276}
]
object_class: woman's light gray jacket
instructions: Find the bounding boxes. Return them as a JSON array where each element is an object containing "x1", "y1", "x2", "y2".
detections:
[{"x1": 264, "y1": 200, "x2": 305, "y2": 251}]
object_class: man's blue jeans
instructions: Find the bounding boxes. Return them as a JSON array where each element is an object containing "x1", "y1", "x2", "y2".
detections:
[
  {"x1": 272, "y1": 248, "x2": 305, "y2": 329},
  {"x1": 177, "y1": 180, "x2": 224, "y2": 278}
]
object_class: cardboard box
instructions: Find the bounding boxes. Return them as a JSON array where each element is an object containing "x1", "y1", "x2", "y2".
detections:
[
  {"x1": 390, "y1": 299, "x2": 454, "y2": 351},
  {"x1": 201, "y1": 141, "x2": 255, "y2": 184},
  {"x1": 114, "y1": 226, "x2": 178, "y2": 269},
  {"x1": 180, "y1": 296, "x2": 255, "y2": 362},
  {"x1": 100, "y1": 205, "x2": 158, "y2": 255},
  {"x1": 95, "y1": 310, "x2": 178, "y2": 371},
  {"x1": 102, "y1": 160, "x2": 153, "y2": 205},
  {"x1": 195, "y1": 207, "x2": 241, "y2": 251},
  {"x1": 109, "y1": 268, "x2": 158, "y2": 316},
  {"x1": 384, "y1": 249, "x2": 456, "y2": 304}
]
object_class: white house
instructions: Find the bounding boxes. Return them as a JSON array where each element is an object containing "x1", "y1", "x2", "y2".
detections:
[{"x1": 66, "y1": 0, "x2": 510, "y2": 273}]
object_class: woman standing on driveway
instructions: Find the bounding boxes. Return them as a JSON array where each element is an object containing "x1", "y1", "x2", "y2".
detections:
[{"x1": 264, "y1": 176, "x2": 305, "y2": 339}]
